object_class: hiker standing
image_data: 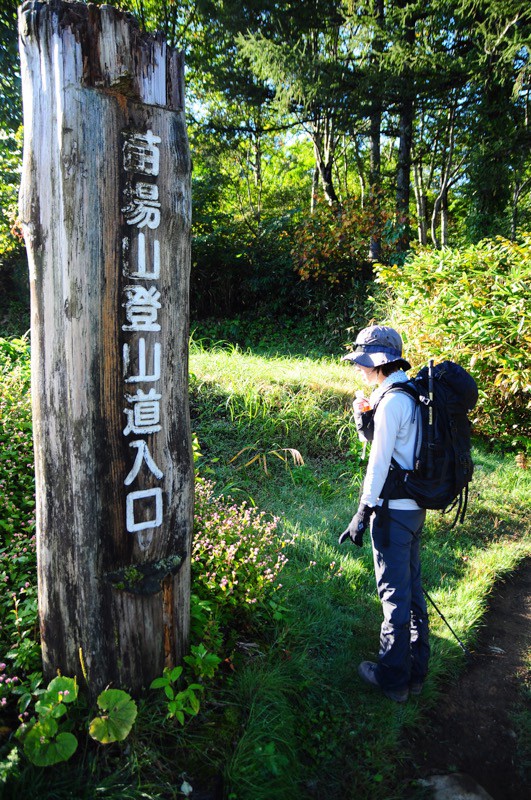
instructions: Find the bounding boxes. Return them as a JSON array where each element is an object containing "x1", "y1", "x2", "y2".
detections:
[{"x1": 339, "y1": 325, "x2": 429, "y2": 703}]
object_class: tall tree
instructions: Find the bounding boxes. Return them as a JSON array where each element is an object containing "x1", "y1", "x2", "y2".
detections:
[
  {"x1": 509, "y1": 64, "x2": 531, "y2": 238},
  {"x1": 0, "y1": 0, "x2": 21, "y2": 132},
  {"x1": 413, "y1": 93, "x2": 469, "y2": 247},
  {"x1": 238, "y1": 3, "x2": 351, "y2": 207},
  {"x1": 84, "y1": 0, "x2": 531, "y2": 259},
  {"x1": 459, "y1": 0, "x2": 531, "y2": 239},
  {"x1": 393, "y1": 0, "x2": 417, "y2": 247}
]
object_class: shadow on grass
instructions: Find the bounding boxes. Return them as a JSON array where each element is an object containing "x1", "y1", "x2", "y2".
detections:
[{"x1": 190, "y1": 317, "x2": 343, "y2": 362}]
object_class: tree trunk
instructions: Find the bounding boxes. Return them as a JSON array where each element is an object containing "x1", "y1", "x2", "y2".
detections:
[
  {"x1": 431, "y1": 103, "x2": 459, "y2": 249},
  {"x1": 413, "y1": 160, "x2": 427, "y2": 245},
  {"x1": 311, "y1": 114, "x2": 340, "y2": 207},
  {"x1": 368, "y1": 106, "x2": 382, "y2": 261},
  {"x1": 396, "y1": 97, "x2": 414, "y2": 247},
  {"x1": 369, "y1": 111, "x2": 381, "y2": 200},
  {"x1": 314, "y1": 144, "x2": 339, "y2": 206},
  {"x1": 430, "y1": 193, "x2": 441, "y2": 249},
  {"x1": 511, "y1": 185, "x2": 519, "y2": 241},
  {"x1": 368, "y1": 0, "x2": 384, "y2": 262},
  {"x1": 311, "y1": 166, "x2": 319, "y2": 213},
  {"x1": 18, "y1": 0, "x2": 193, "y2": 695},
  {"x1": 395, "y1": 1, "x2": 415, "y2": 252},
  {"x1": 468, "y1": 80, "x2": 514, "y2": 241},
  {"x1": 440, "y1": 188, "x2": 449, "y2": 246}
]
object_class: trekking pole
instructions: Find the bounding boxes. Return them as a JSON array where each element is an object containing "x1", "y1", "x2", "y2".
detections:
[{"x1": 423, "y1": 587, "x2": 472, "y2": 657}]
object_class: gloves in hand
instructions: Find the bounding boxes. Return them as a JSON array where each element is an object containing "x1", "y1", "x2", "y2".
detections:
[{"x1": 338, "y1": 504, "x2": 374, "y2": 547}]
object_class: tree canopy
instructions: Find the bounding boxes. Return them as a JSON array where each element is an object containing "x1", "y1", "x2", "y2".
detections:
[{"x1": 1, "y1": 0, "x2": 530, "y2": 314}]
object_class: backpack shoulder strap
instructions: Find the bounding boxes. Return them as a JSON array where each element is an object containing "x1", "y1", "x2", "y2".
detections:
[
  {"x1": 372, "y1": 382, "x2": 420, "y2": 429},
  {"x1": 360, "y1": 381, "x2": 421, "y2": 446},
  {"x1": 372, "y1": 380, "x2": 419, "y2": 412}
]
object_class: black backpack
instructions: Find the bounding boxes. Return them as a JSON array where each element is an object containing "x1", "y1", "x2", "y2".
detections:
[{"x1": 361, "y1": 361, "x2": 478, "y2": 526}]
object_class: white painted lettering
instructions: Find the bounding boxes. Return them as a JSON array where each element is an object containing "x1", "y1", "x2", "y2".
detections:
[
  {"x1": 126, "y1": 488, "x2": 163, "y2": 532},
  {"x1": 123, "y1": 130, "x2": 161, "y2": 176},
  {"x1": 122, "y1": 193, "x2": 161, "y2": 229},
  {"x1": 128, "y1": 232, "x2": 160, "y2": 280},
  {"x1": 123, "y1": 387, "x2": 162, "y2": 435},
  {"x1": 123, "y1": 338, "x2": 161, "y2": 383},
  {"x1": 122, "y1": 285, "x2": 161, "y2": 332},
  {"x1": 124, "y1": 439, "x2": 164, "y2": 485}
]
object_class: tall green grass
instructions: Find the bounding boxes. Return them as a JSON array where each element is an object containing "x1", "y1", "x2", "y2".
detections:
[{"x1": 189, "y1": 336, "x2": 365, "y2": 481}]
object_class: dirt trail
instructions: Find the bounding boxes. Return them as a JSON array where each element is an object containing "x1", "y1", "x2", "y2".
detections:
[{"x1": 405, "y1": 558, "x2": 531, "y2": 800}]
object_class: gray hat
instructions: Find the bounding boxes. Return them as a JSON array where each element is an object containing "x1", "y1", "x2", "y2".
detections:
[{"x1": 342, "y1": 325, "x2": 411, "y2": 370}]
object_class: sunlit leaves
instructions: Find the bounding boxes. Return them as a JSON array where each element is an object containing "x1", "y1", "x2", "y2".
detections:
[
  {"x1": 376, "y1": 233, "x2": 531, "y2": 445},
  {"x1": 88, "y1": 689, "x2": 138, "y2": 743}
]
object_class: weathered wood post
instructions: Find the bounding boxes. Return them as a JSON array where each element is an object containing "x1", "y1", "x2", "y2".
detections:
[{"x1": 18, "y1": 0, "x2": 193, "y2": 694}]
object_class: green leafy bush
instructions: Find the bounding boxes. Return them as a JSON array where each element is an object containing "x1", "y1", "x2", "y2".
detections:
[
  {"x1": 149, "y1": 643, "x2": 223, "y2": 725},
  {"x1": 191, "y1": 214, "x2": 297, "y2": 319},
  {"x1": 0, "y1": 337, "x2": 39, "y2": 682},
  {"x1": 150, "y1": 665, "x2": 203, "y2": 725},
  {"x1": 15, "y1": 676, "x2": 80, "y2": 766},
  {"x1": 0, "y1": 128, "x2": 23, "y2": 267},
  {"x1": 376, "y1": 234, "x2": 531, "y2": 447},
  {"x1": 291, "y1": 198, "x2": 399, "y2": 285}
]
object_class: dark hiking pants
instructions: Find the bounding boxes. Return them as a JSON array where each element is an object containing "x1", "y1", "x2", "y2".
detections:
[{"x1": 370, "y1": 508, "x2": 430, "y2": 691}]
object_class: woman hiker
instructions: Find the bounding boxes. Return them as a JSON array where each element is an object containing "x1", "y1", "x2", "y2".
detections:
[{"x1": 339, "y1": 325, "x2": 430, "y2": 703}]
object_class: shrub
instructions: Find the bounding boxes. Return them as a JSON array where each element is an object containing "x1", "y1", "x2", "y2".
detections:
[
  {"x1": 291, "y1": 198, "x2": 399, "y2": 285},
  {"x1": 0, "y1": 337, "x2": 39, "y2": 679},
  {"x1": 0, "y1": 127, "x2": 24, "y2": 272},
  {"x1": 375, "y1": 234, "x2": 531, "y2": 447},
  {"x1": 191, "y1": 215, "x2": 297, "y2": 318}
]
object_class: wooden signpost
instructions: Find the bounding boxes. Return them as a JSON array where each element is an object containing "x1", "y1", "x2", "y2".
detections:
[{"x1": 18, "y1": 0, "x2": 193, "y2": 694}]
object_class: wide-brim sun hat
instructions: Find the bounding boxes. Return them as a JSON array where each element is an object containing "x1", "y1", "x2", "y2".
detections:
[{"x1": 342, "y1": 325, "x2": 411, "y2": 371}]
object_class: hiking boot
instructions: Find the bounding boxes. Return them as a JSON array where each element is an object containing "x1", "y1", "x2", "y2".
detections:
[
  {"x1": 410, "y1": 681, "x2": 424, "y2": 696},
  {"x1": 357, "y1": 661, "x2": 409, "y2": 703}
]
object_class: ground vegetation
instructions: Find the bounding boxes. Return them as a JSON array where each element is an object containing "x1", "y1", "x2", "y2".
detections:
[{"x1": 0, "y1": 292, "x2": 530, "y2": 797}]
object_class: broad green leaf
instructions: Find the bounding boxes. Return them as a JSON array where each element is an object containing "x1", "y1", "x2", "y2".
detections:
[
  {"x1": 33, "y1": 716, "x2": 58, "y2": 738},
  {"x1": 18, "y1": 692, "x2": 32, "y2": 714},
  {"x1": 50, "y1": 703, "x2": 67, "y2": 719},
  {"x1": 88, "y1": 689, "x2": 137, "y2": 743},
  {"x1": 168, "y1": 700, "x2": 180, "y2": 715},
  {"x1": 34, "y1": 699, "x2": 54, "y2": 716},
  {"x1": 187, "y1": 691, "x2": 201, "y2": 715},
  {"x1": 24, "y1": 724, "x2": 77, "y2": 766},
  {"x1": 46, "y1": 676, "x2": 78, "y2": 704}
]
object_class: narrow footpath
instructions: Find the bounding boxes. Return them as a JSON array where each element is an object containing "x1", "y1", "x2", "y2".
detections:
[{"x1": 405, "y1": 558, "x2": 531, "y2": 800}]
